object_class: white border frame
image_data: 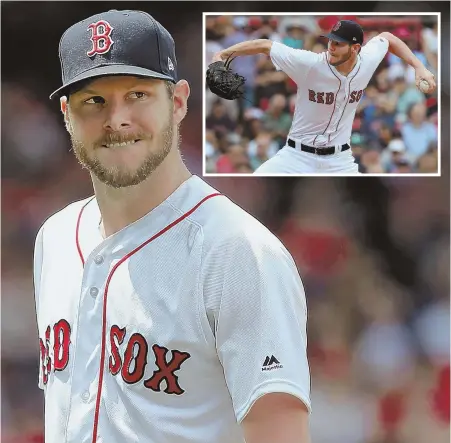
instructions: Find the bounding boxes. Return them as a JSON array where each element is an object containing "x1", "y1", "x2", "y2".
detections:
[{"x1": 202, "y1": 12, "x2": 441, "y2": 178}]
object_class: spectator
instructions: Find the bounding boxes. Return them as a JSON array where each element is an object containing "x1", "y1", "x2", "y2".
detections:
[
  {"x1": 205, "y1": 130, "x2": 220, "y2": 173},
  {"x1": 216, "y1": 144, "x2": 250, "y2": 173},
  {"x1": 261, "y1": 94, "x2": 292, "y2": 148},
  {"x1": 206, "y1": 100, "x2": 236, "y2": 137},
  {"x1": 221, "y1": 16, "x2": 260, "y2": 106},
  {"x1": 376, "y1": 123, "x2": 395, "y2": 150},
  {"x1": 248, "y1": 131, "x2": 279, "y2": 170},
  {"x1": 401, "y1": 102, "x2": 438, "y2": 163},
  {"x1": 254, "y1": 58, "x2": 288, "y2": 107},
  {"x1": 360, "y1": 149, "x2": 384, "y2": 173},
  {"x1": 416, "y1": 151, "x2": 438, "y2": 173},
  {"x1": 241, "y1": 107, "x2": 265, "y2": 140},
  {"x1": 392, "y1": 158, "x2": 414, "y2": 173},
  {"x1": 381, "y1": 139, "x2": 411, "y2": 172},
  {"x1": 391, "y1": 74, "x2": 425, "y2": 120},
  {"x1": 421, "y1": 22, "x2": 438, "y2": 72},
  {"x1": 350, "y1": 133, "x2": 368, "y2": 173}
]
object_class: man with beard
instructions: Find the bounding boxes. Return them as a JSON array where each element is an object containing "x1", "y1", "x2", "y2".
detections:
[
  {"x1": 212, "y1": 19, "x2": 436, "y2": 174},
  {"x1": 33, "y1": 9, "x2": 311, "y2": 443}
]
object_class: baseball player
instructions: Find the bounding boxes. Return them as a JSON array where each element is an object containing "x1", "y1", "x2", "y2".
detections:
[
  {"x1": 33, "y1": 9, "x2": 311, "y2": 443},
  {"x1": 211, "y1": 19, "x2": 437, "y2": 174}
]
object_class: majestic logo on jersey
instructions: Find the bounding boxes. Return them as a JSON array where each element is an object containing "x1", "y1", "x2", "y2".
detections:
[
  {"x1": 332, "y1": 21, "x2": 341, "y2": 32},
  {"x1": 87, "y1": 20, "x2": 114, "y2": 57},
  {"x1": 109, "y1": 325, "x2": 191, "y2": 395},
  {"x1": 262, "y1": 355, "x2": 283, "y2": 371},
  {"x1": 39, "y1": 319, "x2": 71, "y2": 385},
  {"x1": 308, "y1": 89, "x2": 364, "y2": 105}
]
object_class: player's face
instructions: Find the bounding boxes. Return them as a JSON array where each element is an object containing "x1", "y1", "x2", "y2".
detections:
[
  {"x1": 328, "y1": 40, "x2": 353, "y2": 66},
  {"x1": 62, "y1": 76, "x2": 187, "y2": 188}
]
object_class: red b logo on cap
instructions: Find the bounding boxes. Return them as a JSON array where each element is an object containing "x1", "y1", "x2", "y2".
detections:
[
  {"x1": 87, "y1": 20, "x2": 114, "y2": 57},
  {"x1": 332, "y1": 21, "x2": 341, "y2": 32}
]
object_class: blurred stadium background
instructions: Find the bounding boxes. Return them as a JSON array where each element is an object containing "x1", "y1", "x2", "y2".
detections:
[
  {"x1": 1, "y1": 2, "x2": 450, "y2": 443},
  {"x1": 205, "y1": 14, "x2": 440, "y2": 174}
]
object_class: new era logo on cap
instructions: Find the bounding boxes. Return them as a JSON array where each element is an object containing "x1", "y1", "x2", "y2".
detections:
[{"x1": 50, "y1": 9, "x2": 178, "y2": 99}]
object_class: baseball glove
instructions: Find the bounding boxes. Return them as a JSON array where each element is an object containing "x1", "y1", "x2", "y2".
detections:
[{"x1": 206, "y1": 54, "x2": 246, "y2": 100}]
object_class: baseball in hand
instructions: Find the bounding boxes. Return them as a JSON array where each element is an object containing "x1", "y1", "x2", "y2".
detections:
[{"x1": 419, "y1": 79, "x2": 430, "y2": 93}]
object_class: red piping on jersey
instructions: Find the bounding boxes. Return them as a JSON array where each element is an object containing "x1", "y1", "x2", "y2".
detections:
[
  {"x1": 86, "y1": 192, "x2": 223, "y2": 443},
  {"x1": 313, "y1": 55, "x2": 341, "y2": 147},
  {"x1": 76, "y1": 197, "x2": 96, "y2": 266},
  {"x1": 335, "y1": 64, "x2": 361, "y2": 135}
]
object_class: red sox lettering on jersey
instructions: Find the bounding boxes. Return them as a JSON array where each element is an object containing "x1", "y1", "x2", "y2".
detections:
[
  {"x1": 87, "y1": 20, "x2": 114, "y2": 56},
  {"x1": 308, "y1": 89, "x2": 363, "y2": 105},
  {"x1": 270, "y1": 37, "x2": 389, "y2": 148},
  {"x1": 39, "y1": 320, "x2": 191, "y2": 395},
  {"x1": 33, "y1": 176, "x2": 311, "y2": 443}
]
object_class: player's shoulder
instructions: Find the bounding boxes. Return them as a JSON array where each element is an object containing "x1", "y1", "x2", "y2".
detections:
[
  {"x1": 37, "y1": 196, "x2": 94, "y2": 238},
  {"x1": 184, "y1": 177, "x2": 286, "y2": 254},
  {"x1": 361, "y1": 34, "x2": 389, "y2": 55},
  {"x1": 271, "y1": 41, "x2": 324, "y2": 64}
]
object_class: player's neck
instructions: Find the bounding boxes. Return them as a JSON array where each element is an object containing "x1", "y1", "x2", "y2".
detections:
[{"x1": 92, "y1": 147, "x2": 192, "y2": 239}]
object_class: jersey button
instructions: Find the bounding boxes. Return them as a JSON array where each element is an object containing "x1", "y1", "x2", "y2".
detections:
[
  {"x1": 90, "y1": 287, "x2": 99, "y2": 297},
  {"x1": 94, "y1": 255, "x2": 104, "y2": 265},
  {"x1": 81, "y1": 391, "x2": 90, "y2": 402}
]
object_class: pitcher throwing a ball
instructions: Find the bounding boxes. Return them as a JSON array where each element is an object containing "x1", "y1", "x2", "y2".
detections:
[{"x1": 210, "y1": 20, "x2": 436, "y2": 175}]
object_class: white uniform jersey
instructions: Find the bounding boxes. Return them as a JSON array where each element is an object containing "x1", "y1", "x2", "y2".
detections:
[
  {"x1": 270, "y1": 36, "x2": 389, "y2": 148},
  {"x1": 33, "y1": 175, "x2": 311, "y2": 443}
]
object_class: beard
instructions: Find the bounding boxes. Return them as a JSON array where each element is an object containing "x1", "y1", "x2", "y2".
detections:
[
  {"x1": 329, "y1": 46, "x2": 352, "y2": 66},
  {"x1": 69, "y1": 114, "x2": 175, "y2": 189}
]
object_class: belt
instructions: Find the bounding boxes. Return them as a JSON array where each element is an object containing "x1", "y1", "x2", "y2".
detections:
[{"x1": 288, "y1": 138, "x2": 350, "y2": 156}]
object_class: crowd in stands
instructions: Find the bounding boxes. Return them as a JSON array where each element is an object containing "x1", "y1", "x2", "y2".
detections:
[{"x1": 205, "y1": 15, "x2": 439, "y2": 174}]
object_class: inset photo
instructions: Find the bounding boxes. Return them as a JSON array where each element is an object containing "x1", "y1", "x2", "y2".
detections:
[{"x1": 203, "y1": 13, "x2": 440, "y2": 176}]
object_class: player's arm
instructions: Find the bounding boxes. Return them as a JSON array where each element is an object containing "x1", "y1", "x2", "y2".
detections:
[
  {"x1": 33, "y1": 225, "x2": 45, "y2": 390},
  {"x1": 202, "y1": 224, "x2": 311, "y2": 443},
  {"x1": 242, "y1": 393, "x2": 311, "y2": 443},
  {"x1": 212, "y1": 39, "x2": 272, "y2": 62},
  {"x1": 378, "y1": 32, "x2": 436, "y2": 92}
]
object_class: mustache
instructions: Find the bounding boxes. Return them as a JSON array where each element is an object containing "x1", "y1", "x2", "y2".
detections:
[{"x1": 95, "y1": 132, "x2": 149, "y2": 146}]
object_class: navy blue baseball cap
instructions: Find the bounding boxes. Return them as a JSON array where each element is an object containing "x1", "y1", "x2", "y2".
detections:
[
  {"x1": 50, "y1": 9, "x2": 178, "y2": 99},
  {"x1": 321, "y1": 20, "x2": 364, "y2": 45}
]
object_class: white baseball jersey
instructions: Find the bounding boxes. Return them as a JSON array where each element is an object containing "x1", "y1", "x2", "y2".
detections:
[
  {"x1": 33, "y1": 175, "x2": 311, "y2": 443},
  {"x1": 270, "y1": 36, "x2": 389, "y2": 148}
]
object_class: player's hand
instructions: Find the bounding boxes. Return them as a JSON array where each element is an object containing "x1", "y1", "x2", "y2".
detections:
[
  {"x1": 212, "y1": 51, "x2": 224, "y2": 63},
  {"x1": 415, "y1": 66, "x2": 436, "y2": 93}
]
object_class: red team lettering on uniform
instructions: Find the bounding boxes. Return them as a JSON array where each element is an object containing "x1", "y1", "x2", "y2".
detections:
[
  {"x1": 87, "y1": 20, "x2": 114, "y2": 56},
  {"x1": 39, "y1": 320, "x2": 71, "y2": 384},
  {"x1": 348, "y1": 89, "x2": 364, "y2": 103},
  {"x1": 308, "y1": 89, "x2": 363, "y2": 105},
  {"x1": 39, "y1": 321, "x2": 191, "y2": 394}
]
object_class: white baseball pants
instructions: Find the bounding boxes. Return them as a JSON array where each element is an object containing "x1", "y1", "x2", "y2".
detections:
[{"x1": 253, "y1": 145, "x2": 360, "y2": 175}]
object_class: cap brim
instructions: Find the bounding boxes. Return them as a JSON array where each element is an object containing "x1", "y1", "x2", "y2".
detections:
[
  {"x1": 320, "y1": 33, "x2": 351, "y2": 44},
  {"x1": 49, "y1": 64, "x2": 176, "y2": 100}
]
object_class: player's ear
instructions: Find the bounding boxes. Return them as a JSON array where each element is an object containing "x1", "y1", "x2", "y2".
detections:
[
  {"x1": 60, "y1": 96, "x2": 72, "y2": 134},
  {"x1": 172, "y1": 80, "x2": 190, "y2": 126}
]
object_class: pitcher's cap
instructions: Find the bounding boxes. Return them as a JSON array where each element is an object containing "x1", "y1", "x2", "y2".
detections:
[
  {"x1": 321, "y1": 20, "x2": 364, "y2": 45},
  {"x1": 50, "y1": 9, "x2": 177, "y2": 99}
]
